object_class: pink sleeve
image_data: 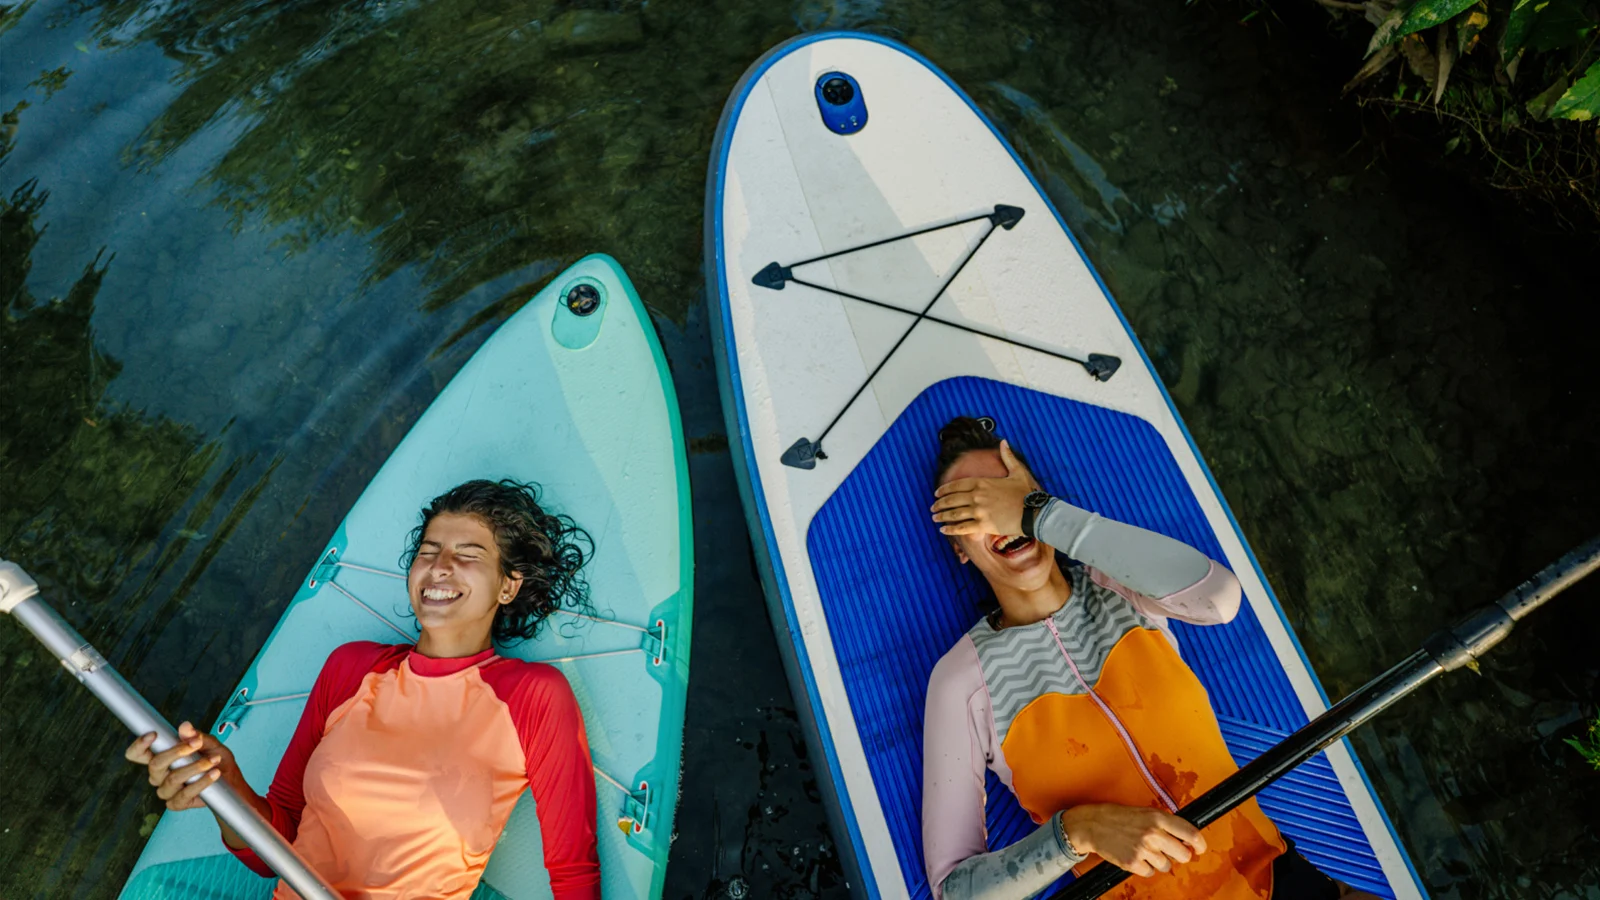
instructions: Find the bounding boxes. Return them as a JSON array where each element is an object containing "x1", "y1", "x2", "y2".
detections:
[
  {"x1": 489, "y1": 663, "x2": 601, "y2": 900},
  {"x1": 226, "y1": 641, "x2": 398, "y2": 877},
  {"x1": 922, "y1": 636, "x2": 993, "y2": 900}
]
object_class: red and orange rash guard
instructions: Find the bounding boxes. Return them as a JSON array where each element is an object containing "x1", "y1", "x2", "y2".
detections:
[{"x1": 228, "y1": 641, "x2": 600, "y2": 900}]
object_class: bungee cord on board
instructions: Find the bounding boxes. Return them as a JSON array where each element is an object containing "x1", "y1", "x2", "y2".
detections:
[
  {"x1": 274, "y1": 553, "x2": 663, "y2": 836},
  {"x1": 750, "y1": 204, "x2": 1122, "y2": 470}
]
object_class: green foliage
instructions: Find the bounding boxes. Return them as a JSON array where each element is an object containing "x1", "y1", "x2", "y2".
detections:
[
  {"x1": 1332, "y1": 0, "x2": 1600, "y2": 225},
  {"x1": 1401, "y1": 0, "x2": 1483, "y2": 40},
  {"x1": 1501, "y1": 0, "x2": 1544, "y2": 58},
  {"x1": 1524, "y1": 0, "x2": 1597, "y2": 51},
  {"x1": 1527, "y1": 71, "x2": 1572, "y2": 117},
  {"x1": 1550, "y1": 58, "x2": 1600, "y2": 118},
  {"x1": 1567, "y1": 716, "x2": 1600, "y2": 770},
  {"x1": 1456, "y1": 2, "x2": 1491, "y2": 51}
]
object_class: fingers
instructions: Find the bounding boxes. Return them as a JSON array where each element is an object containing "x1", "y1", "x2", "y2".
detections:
[
  {"x1": 929, "y1": 494, "x2": 973, "y2": 514},
  {"x1": 125, "y1": 732, "x2": 157, "y2": 764},
  {"x1": 1155, "y1": 812, "x2": 1207, "y2": 855},
  {"x1": 1136, "y1": 847, "x2": 1170, "y2": 874},
  {"x1": 999, "y1": 439, "x2": 1019, "y2": 474},
  {"x1": 1144, "y1": 830, "x2": 1194, "y2": 867},
  {"x1": 1127, "y1": 858, "x2": 1155, "y2": 878},
  {"x1": 933, "y1": 477, "x2": 980, "y2": 499},
  {"x1": 147, "y1": 734, "x2": 207, "y2": 786},
  {"x1": 166, "y1": 762, "x2": 223, "y2": 810},
  {"x1": 157, "y1": 753, "x2": 223, "y2": 804},
  {"x1": 1129, "y1": 841, "x2": 1186, "y2": 876}
]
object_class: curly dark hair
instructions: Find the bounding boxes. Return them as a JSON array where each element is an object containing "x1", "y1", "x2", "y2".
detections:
[
  {"x1": 933, "y1": 415, "x2": 1035, "y2": 488},
  {"x1": 400, "y1": 479, "x2": 594, "y2": 644}
]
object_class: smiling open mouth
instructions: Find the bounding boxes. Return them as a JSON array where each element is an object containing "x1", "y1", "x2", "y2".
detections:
[
  {"x1": 990, "y1": 535, "x2": 1035, "y2": 558},
  {"x1": 421, "y1": 587, "x2": 462, "y2": 605}
]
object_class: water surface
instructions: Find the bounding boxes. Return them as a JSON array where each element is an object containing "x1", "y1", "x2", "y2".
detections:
[{"x1": 1, "y1": 1, "x2": 1597, "y2": 898}]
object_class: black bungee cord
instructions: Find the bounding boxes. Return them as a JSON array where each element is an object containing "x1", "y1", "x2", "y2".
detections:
[{"x1": 750, "y1": 204, "x2": 1121, "y2": 469}]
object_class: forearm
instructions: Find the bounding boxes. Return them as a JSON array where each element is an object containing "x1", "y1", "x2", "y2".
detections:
[
  {"x1": 939, "y1": 812, "x2": 1084, "y2": 900},
  {"x1": 216, "y1": 774, "x2": 274, "y2": 850},
  {"x1": 1035, "y1": 499, "x2": 1210, "y2": 598}
]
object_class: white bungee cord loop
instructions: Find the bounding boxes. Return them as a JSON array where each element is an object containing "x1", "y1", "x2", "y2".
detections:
[{"x1": 226, "y1": 555, "x2": 662, "y2": 835}]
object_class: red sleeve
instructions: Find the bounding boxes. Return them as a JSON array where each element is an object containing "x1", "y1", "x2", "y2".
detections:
[
  {"x1": 482, "y1": 661, "x2": 601, "y2": 900},
  {"x1": 226, "y1": 641, "x2": 403, "y2": 876}
]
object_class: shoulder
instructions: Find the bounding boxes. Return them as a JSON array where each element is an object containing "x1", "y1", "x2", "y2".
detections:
[
  {"x1": 321, "y1": 641, "x2": 407, "y2": 678},
  {"x1": 927, "y1": 635, "x2": 984, "y2": 705},
  {"x1": 480, "y1": 657, "x2": 579, "y2": 708},
  {"x1": 305, "y1": 642, "x2": 407, "y2": 715}
]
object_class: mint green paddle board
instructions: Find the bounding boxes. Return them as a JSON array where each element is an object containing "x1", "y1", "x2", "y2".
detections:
[{"x1": 120, "y1": 254, "x2": 692, "y2": 900}]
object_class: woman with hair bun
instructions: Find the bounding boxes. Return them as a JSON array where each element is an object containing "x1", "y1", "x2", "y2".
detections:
[
  {"x1": 124, "y1": 479, "x2": 602, "y2": 900},
  {"x1": 921, "y1": 418, "x2": 1376, "y2": 900}
]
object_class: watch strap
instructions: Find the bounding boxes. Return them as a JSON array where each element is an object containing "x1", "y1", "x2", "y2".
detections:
[{"x1": 1021, "y1": 492, "x2": 1051, "y2": 539}]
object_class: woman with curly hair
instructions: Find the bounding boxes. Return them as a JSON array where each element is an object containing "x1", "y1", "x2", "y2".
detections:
[{"x1": 123, "y1": 479, "x2": 602, "y2": 900}]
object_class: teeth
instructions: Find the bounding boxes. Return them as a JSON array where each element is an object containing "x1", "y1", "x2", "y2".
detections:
[{"x1": 422, "y1": 588, "x2": 460, "y2": 601}]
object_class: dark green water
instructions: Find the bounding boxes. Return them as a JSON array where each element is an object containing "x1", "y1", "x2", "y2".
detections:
[{"x1": 2, "y1": 0, "x2": 1597, "y2": 898}]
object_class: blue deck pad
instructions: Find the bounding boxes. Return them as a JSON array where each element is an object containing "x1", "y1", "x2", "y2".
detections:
[{"x1": 805, "y1": 376, "x2": 1391, "y2": 899}]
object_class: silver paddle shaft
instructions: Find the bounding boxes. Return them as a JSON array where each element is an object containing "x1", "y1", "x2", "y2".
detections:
[{"x1": 0, "y1": 561, "x2": 341, "y2": 900}]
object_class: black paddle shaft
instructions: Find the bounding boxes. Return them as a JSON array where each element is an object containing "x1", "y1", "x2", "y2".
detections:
[{"x1": 1049, "y1": 533, "x2": 1600, "y2": 900}]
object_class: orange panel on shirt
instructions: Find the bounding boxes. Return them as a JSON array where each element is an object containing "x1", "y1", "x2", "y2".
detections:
[
  {"x1": 278, "y1": 657, "x2": 529, "y2": 900},
  {"x1": 1002, "y1": 628, "x2": 1285, "y2": 900}
]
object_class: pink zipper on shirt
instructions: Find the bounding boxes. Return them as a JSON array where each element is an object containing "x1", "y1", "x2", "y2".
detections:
[{"x1": 1044, "y1": 617, "x2": 1180, "y2": 813}]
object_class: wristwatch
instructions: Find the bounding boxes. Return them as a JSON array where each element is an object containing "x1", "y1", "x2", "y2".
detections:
[{"x1": 1020, "y1": 491, "x2": 1052, "y2": 539}]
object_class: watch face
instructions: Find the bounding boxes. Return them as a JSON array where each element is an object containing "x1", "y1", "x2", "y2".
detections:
[{"x1": 1025, "y1": 491, "x2": 1050, "y2": 509}]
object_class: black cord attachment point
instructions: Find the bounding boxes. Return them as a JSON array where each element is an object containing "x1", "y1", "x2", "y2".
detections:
[
  {"x1": 752, "y1": 262, "x2": 793, "y2": 290},
  {"x1": 1084, "y1": 354, "x2": 1121, "y2": 382},
  {"x1": 781, "y1": 437, "x2": 826, "y2": 470},
  {"x1": 990, "y1": 204, "x2": 1025, "y2": 230}
]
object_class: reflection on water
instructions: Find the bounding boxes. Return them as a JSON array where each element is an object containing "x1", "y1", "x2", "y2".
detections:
[{"x1": 1, "y1": 0, "x2": 1595, "y2": 898}]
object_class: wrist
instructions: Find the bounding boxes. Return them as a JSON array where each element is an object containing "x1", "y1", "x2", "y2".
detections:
[
  {"x1": 1021, "y1": 491, "x2": 1053, "y2": 539},
  {"x1": 1056, "y1": 809, "x2": 1090, "y2": 859},
  {"x1": 1056, "y1": 807, "x2": 1094, "y2": 851}
]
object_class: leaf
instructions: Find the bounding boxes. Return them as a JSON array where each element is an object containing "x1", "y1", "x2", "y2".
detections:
[
  {"x1": 1505, "y1": 47, "x2": 1525, "y2": 83},
  {"x1": 1434, "y1": 24, "x2": 1457, "y2": 103},
  {"x1": 1525, "y1": 0, "x2": 1596, "y2": 51},
  {"x1": 1500, "y1": 0, "x2": 1543, "y2": 60},
  {"x1": 1367, "y1": 3, "x2": 1412, "y2": 55},
  {"x1": 1400, "y1": 33, "x2": 1439, "y2": 88},
  {"x1": 1549, "y1": 59, "x2": 1600, "y2": 121},
  {"x1": 1526, "y1": 73, "x2": 1570, "y2": 119},
  {"x1": 1344, "y1": 42, "x2": 1402, "y2": 93},
  {"x1": 1396, "y1": 0, "x2": 1479, "y2": 40},
  {"x1": 1455, "y1": 2, "x2": 1489, "y2": 54}
]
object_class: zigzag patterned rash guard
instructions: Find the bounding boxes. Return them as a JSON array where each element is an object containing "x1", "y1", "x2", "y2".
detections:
[
  {"x1": 923, "y1": 500, "x2": 1288, "y2": 900},
  {"x1": 228, "y1": 642, "x2": 601, "y2": 900}
]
